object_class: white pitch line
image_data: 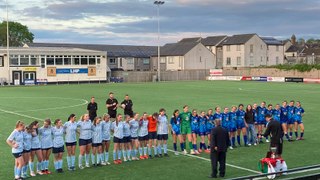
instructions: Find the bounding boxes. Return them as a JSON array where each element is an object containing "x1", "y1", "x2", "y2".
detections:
[
  {"x1": 0, "y1": 108, "x2": 43, "y2": 121},
  {"x1": 167, "y1": 149, "x2": 261, "y2": 174}
]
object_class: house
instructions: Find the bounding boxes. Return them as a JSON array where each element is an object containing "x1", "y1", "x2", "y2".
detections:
[
  {"x1": 302, "y1": 44, "x2": 320, "y2": 64},
  {"x1": 28, "y1": 43, "x2": 157, "y2": 71},
  {"x1": 261, "y1": 37, "x2": 284, "y2": 65},
  {"x1": 221, "y1": 34, "x2": 268, "y2": 67},
  {"x1": 202, "y1": 36, "x2": 228, "y2": 68},
  {"x1": 284, "y1": 45, "x2": 306, "y2": 64},
  {"x1": 151, "y1": 41, "x2": 215, "y2": 71}
]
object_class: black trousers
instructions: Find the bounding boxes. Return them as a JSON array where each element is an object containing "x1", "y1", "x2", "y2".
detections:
[
  {"x1": 210, "y1": 151, "x2": 226, "y2": 177},
  {"x1": 270, "y1": 142, "x2": 283, "y2": 156}
]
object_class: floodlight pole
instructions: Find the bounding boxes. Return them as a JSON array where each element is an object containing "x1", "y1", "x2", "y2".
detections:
[
  {"x1": 154, "y1": 1, "x2": 164, "y2": 82},
  {"x1": 6, "y1": 0, "x2": 10, "y2": 85}
]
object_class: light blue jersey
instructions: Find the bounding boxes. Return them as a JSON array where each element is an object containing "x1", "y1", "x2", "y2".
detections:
[
  {"x1": 157, "y1": 115, "x2": 168, "y2": 135},
  {"x1": 123, "y1": 122, "x2": 131, "y2": 137},
  {"x1": 23, "y1": 131, "x2": 32, "y2": 151},
  {"x1": 77, "y1": 120, "x2": 92, "y2": 140},
  {"x1": 63, "y1": 121, "x2": 77, "y2": 143},
  {"x1": 52, "y1": 126, "x2": 65, "y2": 148},
  {"x1": 31, "y1": 131, "x2": 41, "y2": 149},
  {"x1": 39, "y1": 127, "x2": 53, "y2": 149},
  {"x1": 129, "y1": 119, "x2": 139, "y2": 138},
  {"x1": 101, "y1": 121, "x2": 112, "y2": 141},
  {"x1": 138, "y1": 120, "x2": 148, "y2": 137},
  {"x1": 111, "y1": 121, "x2": 124, "y2": 139},
  {"x1": 7, "y1": 129, "x2": 24, "y2": 153},
  {"x1": 92, "y1": 123, "x2": 103, "y2": 144}
]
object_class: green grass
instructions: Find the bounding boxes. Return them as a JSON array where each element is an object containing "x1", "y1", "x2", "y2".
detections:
[{"x1": 0, "y1": 81, "x2": 320, "y2": 180}]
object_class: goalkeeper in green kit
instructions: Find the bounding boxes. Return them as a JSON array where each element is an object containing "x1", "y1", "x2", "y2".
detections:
[{"x1": 179, "y1": 105, "x2": 194, "y2": 155}]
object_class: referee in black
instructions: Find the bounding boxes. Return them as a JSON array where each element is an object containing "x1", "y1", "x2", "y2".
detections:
[
  {"x1": 210, "y1": 119, "x2": 230, "y2": 178},
  {"x1": 262, "y1": 114, "x2": 284, "y2": 157},
  {"x1": 87, "y1": 96, "x2": 98, "y2": 121},
  {"x1": 106, "y1": 92, "x2": 118, "y2": 119},
  {"x1": 120, "y1": 94, "x2": 133, "y2": 117}
]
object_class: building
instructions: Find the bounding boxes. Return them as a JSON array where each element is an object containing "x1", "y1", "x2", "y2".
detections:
[
  {"x1": 151, "y1": 41, "x2": 215, "y2": 71},
  {"x1": 221, "y1": 34, "x2": 268, "y2": 67},
  {"x1": 0, "y1": 46, "x2": 107, "y2": 85},
  {"x1": 29, "y1": 43, "x2": 157, "y2": 71},
  {"x1": 202, "y1": 36, "x2": 228, "y2": 68},
  {"x1": 261, "y1": 37, "x2": 284, "y2": 65}
]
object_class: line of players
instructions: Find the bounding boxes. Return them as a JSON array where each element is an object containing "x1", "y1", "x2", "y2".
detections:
[{"x1": 6, "y1": 99, "x2": 304, "y2": 180}]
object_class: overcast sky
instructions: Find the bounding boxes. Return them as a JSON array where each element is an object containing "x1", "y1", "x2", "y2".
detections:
[{"x1": 1, "y1": 0, "x2": 320, "y2": 45}]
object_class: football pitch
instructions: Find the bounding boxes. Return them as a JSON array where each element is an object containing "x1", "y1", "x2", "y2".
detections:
[{"x1": 0, "y1": 81, "x2": 319, "y2": 180}]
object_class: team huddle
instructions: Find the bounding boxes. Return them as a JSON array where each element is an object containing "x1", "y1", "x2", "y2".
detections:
[{"x1": 6, "y1": 91, "x2": 305, "y2": 180}]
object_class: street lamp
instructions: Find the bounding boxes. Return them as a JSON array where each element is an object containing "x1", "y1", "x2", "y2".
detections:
[{"x1": 154, "y1": 1, "x2": 165, "y2": 82}]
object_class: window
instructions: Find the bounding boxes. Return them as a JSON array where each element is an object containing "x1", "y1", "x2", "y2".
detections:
[
  {"x1": 236, "y1": 45, "x2": 241, "y2": 51},
  {"x1": 30, "y1": 55, "x2": 38, "y2": 65},
  {"x1": 127, "y1": 58, "x2": 134, "y2": 64},
  {"x1": 81, "y1": 56, "x2": 88, "y2": 65},
  {"x1": 249, "y1": 57, "x2": 254, "y2": 66},
  {"x1": 226, "y1": 57, "x2": 231, "y2": 65},
  {"x1": 97, "y1": 57, "x2": 100, "y2": 65},
  {"x1": 276, "y1": 57, "x2": 279, "y2": 65},
  {"x1": 20, "y1": 55, "x2": 29, "y2": 66},
  {"x1": 143, "y1": 59, "x2": 150, "y2": 65},
  {"x1": 46, "y1": 55, "x2": 54, "y2": 65},
  {"x1": 64, "y1": 56, "x2": 71, "y2": 65},
  {"x1": 109, "y1": 58, "x2": 116, "y2": 64},
  {"x1": 168, "y1": 57, "x2": 174, "y2": 64},
  {"x1": 226, "y1": 45, "x2": 231, "y2": 51},
  {"x1": 237, "y1": 57, "x2": 241, "y2": 65},
  {"x1": 73, "y1": 56, "x2": 80, "y2": 65},
  {"x1": 0, "y1": 56, "x2": 3, "y2": 67},
  {"x1": 276, "y1": 45, "x2": 279, "y2": 51},
  {"x1": 89, "y1": 56, "x2": 96, "y2": 65},
  {"x1": 250, "y1": 45, "x2": 254, "y2": 53},
  {"x1": 41, "y1": 55, "x2": 46, "y2": 68},
  {"x1": 56, "y1": 55, "x2": 63, "y2": 65},
  {"x1": 160, "y1": 57, "x2": 166, "y2": 64},
  {"x1": 10, "y1": 55, "x2": 19, "y2": 65}
]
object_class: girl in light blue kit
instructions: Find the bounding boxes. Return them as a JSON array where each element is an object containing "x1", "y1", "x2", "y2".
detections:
[
  {"x1": 111, "y1": 114, "x2": 124, "y2": 164},
  {"x1": 138, "y1": 113, "x2": 149, "y2": 159},
  {"x1": 77, "y1": 114, "x2": 92, "y2": 169},
  {"x1": 39, "y1": 119, "x2": 53, "y2": 174},
  {"x1": 123, "y1": 115, "x2": 132, "y2": 162},
  {"x1": 157, "y1": 108, "x2": 169, "y2": 157},
  {"x1": 6, "y1": 121, "x2": 25, "y2": 180},
  {"x1": 91, "y1": 116, "x2": 104, "y2": 166},
  {"x1": 101, "y1": 113, "x2": 112, "y2": 165},
  {"x1": 52, "y1": 119, "x2": 65, "y2": 173},
  {"x1": 64, "y1": 114, "x2": 77, "y2": 171},
  {"x1": 21, "y1": 126, "x2": 33, "y2": 178},
  {"x1": 29, "y1": 121, "x2": 44, "y2": 176},
  {"x1": 130, "y1": 113, "x2": 140, "y2": 161}
]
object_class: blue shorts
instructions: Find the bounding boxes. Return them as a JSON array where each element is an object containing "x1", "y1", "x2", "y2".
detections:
[
  {"x1": 79, "y1": 138, "x2": 92, "y2": 146},
  {"x1": 191, "y1": 129, "x2": 199, "y2": 134},
  {"x1": 228, "y1": 127, "x2": 237, "y2": 132},
  {"x1": 171, "y1": 130, "x2": 181, "y2": 135},
  {"x1": 198, "y1": 132, "x2": 206, "y2": 136},
  {"x1": 66, "y1": 142, "x2": 77, "y2": 146},
  {"x1": 52, "y1": 146, "x2": 64, "y2": 154},
  {"x1": 113, "y1": 137, "x2": 123, "y2": 143},
  {"x1": 92, "y1": 143, "x2": 102, "y2": 147},
  {"x1": 123, "y1": 136, "x2": 131, "y2": 143},
  {"x1": 237, "y1": 120, "x2": 245, "y2": 129},
  {"x1": 12, "y1": 152, "x2": 23, "y2": 158},
  {"x1": 295, "y1": 119, "x2": 303, "y2": 124},
  {"x1": 138, "y1": 135, "x2": 149, "y2": 141},
  {"x1": 287, "y1": 118, "x2": 295, "y2": 125}
]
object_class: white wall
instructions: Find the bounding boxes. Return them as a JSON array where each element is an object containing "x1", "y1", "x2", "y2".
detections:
[
  {"x1": 184, "y1": 43, "x2": 215, "y2": 69},
  {"x1": 267, "y1": 45, "x2": 284, "y2": 65}
]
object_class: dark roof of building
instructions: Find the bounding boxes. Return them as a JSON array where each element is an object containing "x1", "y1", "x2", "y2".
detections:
[
  {"x1": 261, "y1": 37, "x2": 283, "y2": 45},
  {"x1": 202, "y1": 36, "x2": 227, "y2": 46},
  {"x1": 303, "y1": 46, "x2": 320, "y2": 55},
  {"x1": 28, "y1": 43, "x2": 157, "y2": 58},
  {"x1": 153, "y1": 41, "x2": 199, "y2": 56},
  {"x1": 286, "y1": 45, "x2": 304, "y2": 53},
  {"x1": 221, "y1": 34, "x2": 256, "y2": 45},
  {"x1": 178, "y1": 37, "x2": 202, "y2": 43}
]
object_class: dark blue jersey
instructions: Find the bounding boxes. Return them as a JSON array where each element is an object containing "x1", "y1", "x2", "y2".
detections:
[
  {"x1": 273, "y1": 109, "x2": 281, "y2": 122},
  {"x1": 198, "y1": 116, "x2": 207, "y2": 133},
  {"x1": 294, "y1": 107, "x2": 305, "y2": 121},
  {"x1": 228, "y1": 112, "x2": 237, "y2": 129},
  {"x1": 206, "y1": 114, "x2": 215, "y2": 130},
  {"x1": 236, "y1": 109, "x2": 245, "y2": 122},
  {"x1": 213, "y1": 112, "x2": 223, "y2": 121},
  {"x1": 280, "y1": 106, "x2": 288, "y2": 122},
  {"x1": 221, "y1": 113, "x2": 229, "y2": 129},
  {"x1": 253, "y1": 108, "x2": 258, "y2": 121},
  {"x1": 191, "y1": 115, "x2": 199, "y2": 131},
  {"x1": 170, "y1": 116, "x2": 181, "y2": 133},
  {"x1": 257, "y1": 106, "x2": 267, "y2": 121},
  {"x1": 287, "y1": 106, "x2": 296, "y2": 120}
]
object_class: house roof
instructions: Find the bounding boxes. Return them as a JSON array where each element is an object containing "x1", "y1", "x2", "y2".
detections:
[
  {"x1": 28, "y1": 43, "x2": 157, "y2": 58},
  {"x1": 303, "y1": 46, "x2": 320, "y2": 56},
  {"x1": 202, "y1": 36, "x2": 227, "y2": 46},
  {"x1": 178, "y1": 37, "x2": 202, "y2": 43},
  {"x1": 286, "y1": 45, "x2": 304, "y2": 53},
  {"x1": 261, "y1": 37, "x2": 283, "y2": 45},
  {"x1": 154, "y1": 41, "x2": 199, "y2": 56},
  {"x1": 221, "y1": 34, "x2": 256, "y2": 45}
]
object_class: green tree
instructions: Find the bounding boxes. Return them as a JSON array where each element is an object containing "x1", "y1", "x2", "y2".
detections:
[{"x1": 0, "y1": 21, "x2": 34, "y2": 47}]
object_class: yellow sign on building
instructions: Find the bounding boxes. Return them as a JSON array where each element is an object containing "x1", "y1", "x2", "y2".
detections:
[{"x1": 23, "y1": 67, "x2": 37, "y2": 71}]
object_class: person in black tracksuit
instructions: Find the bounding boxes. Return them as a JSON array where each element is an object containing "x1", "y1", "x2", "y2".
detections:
[
  {"x1": 120, "y1": 94, "x2": 133, "y2": 117},
  {"x1": 210, "y1": 119, "x2": 230, "y2": 178},
  {"x1": 106, "y1": 92, "x2": 118, "y2": 119},
  {"x1": 262, "y1": 114, "x2": 284, "y2": 156},
  {"x1": 87, "y1": 97, "x2": 98, "y2": 121}
]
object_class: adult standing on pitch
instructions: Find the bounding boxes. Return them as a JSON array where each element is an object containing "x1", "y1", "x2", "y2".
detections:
[
  {"x1": 210, "y1": 119, "x2": 230, "y2": 178},
  {"x1": 87, "y1": 97, "x2": 98, "y2": 121},
  {"x1": 120, "y1": 94, "x2": 133, "y2": 117},
  {"x1": 106, "y1": 92, "x2": 118, "y2": 120},
  {"x1": 179, "y1": 105, "x2": 193, "y2": 155},
  {"x1": 262, "y1": 114, "x2": 284, "y2": 157}
]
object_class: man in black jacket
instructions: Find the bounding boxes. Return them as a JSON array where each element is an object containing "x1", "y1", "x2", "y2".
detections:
[
  {"x1": 262, "y1": 114, "x2": 284, "y2": 157},
  {"x1": 210, "y1": 119, "x2": 230, "y2": 178}
]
